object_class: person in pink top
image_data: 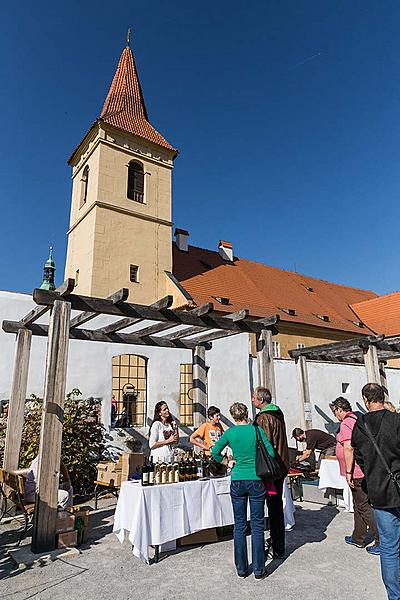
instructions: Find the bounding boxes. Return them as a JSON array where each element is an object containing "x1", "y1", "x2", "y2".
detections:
[{"x1": 330, "y1": 397, "x2": 379, "y2": 553}]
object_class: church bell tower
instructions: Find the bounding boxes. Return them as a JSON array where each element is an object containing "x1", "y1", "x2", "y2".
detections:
[{"x1": 65, "y1": 34, "x2": 177, "y2": 302}]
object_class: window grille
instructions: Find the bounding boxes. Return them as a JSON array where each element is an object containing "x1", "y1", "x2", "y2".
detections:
[
  {"x1": 130, "y1": 265, "x2": 139, "y2": 283},
  {"x1": 112, "y1": 354, "x2": 147, "y2": 427},
  {"x1": 179, "y1": 364, "x2": 194, "y2": 425},
  {"x1": 127, "y1": 161, "x2": 144, "y2": 203}
]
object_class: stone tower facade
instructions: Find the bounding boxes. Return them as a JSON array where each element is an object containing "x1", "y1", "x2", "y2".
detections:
[{"x1": 65, "y1": 42, "x2": 177, "y2": 303}]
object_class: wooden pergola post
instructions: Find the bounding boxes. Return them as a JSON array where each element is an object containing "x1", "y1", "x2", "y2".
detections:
[
  {"x1": 296, "y1": 356, "x2": 312, "y2": 430},
  {"x1": 363, "y1": 343, "x2": 380, "y2": 384},
  {"x1": 192, "y1": 345, "x2": 207, "y2": 428},
  {"x1": 379, "y1": 360, "x2": 389, "y2": 400},
  {"x1": 3, "y1": 329, "x2": 32, "y2": 472},
  {"x1": 32, "y1": 300, "x2": 71, "y2": 553},
  {"x1": 256, "y1": 329, "x2": 276, "y2": 401}
]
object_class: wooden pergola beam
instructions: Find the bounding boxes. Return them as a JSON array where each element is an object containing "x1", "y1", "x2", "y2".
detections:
[
  {"x1": 21, "y1": 279, "x2": 75, "y2": 327},
  {"x1": 289, "y1": 334, "x2": 384, "y2": 360},
  {"x1": 97, "y1": 295, "x2": 174, "y2": 335},
  {"x1": 2, "y1": 320, "x2": 212, "y2": 350},
  {"x1": 33, "y1": 289, "x2": 279, "y2": 334},
  {"x1": 69, "y1": 288, "x2": 129, "y2": 329}
]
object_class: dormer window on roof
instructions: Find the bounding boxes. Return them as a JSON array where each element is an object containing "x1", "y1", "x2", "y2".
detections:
[
  {"x1": 213, "y1": 296, "x2": 230, "y2": 305},
  {"x1": 352, "y1": 320, "x2": 365, "y2": 328},
  {"x1": 315, "y1": 314, "x2": 330, "y2": 322},
  {"x1": 281, "y1": 308, "x2": 297, "y2": 316}
]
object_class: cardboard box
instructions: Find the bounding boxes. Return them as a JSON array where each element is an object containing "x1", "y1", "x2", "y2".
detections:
[
  {"x1": 121, "y1": 453, "x2": 145, "y2": 482},
  {"x1": 56, "y1": 510, "x2": 75, "y2": 534},
  {"x1": 57, "y1": 529, "x2": 78, "y2": 548},
  {"x1": 96, "y1": 462, "x2": 122, "y2": 487},
  {"x1": 178, "y1": 528, "x2": 218, "y2": 546}
]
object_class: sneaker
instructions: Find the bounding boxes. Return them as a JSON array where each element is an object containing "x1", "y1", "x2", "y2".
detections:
[
  {"x1": 366, "y1": 544, "x2": 380, "y2": 556},
  {"x1": 254, "y1": 571, "x2": 267, "y2": 580},
  {"x1": 344, "y1": 535, "x2": 365, "y2": 548},
  {"x1": 236, "y1": 570, "x2": 249, "y2": 578},
  {"x1": 272, "y1": 551, "x2": 285, "y2": 559}
]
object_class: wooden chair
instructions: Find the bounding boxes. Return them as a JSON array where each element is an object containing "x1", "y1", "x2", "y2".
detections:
[{"x1": 0, "y1": 467, "x2": 35, "y2": 545}]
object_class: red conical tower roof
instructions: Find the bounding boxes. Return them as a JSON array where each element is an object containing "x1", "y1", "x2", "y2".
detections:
[{"x1": 99, "y1": 45, "x2": 177, "y2": 154}]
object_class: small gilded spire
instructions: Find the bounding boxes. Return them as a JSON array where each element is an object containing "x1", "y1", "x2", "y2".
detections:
[{"x1": 40, "y1": 246, "x2": 56, "y2": 291}]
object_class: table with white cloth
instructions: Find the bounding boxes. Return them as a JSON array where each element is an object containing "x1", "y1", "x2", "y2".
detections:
[
  {"x1": 318, "y1": 459, "x2": 353, "y2": 512},
  {"x1": 113, "y1": 476, "x2": 295, "y2": 563}
]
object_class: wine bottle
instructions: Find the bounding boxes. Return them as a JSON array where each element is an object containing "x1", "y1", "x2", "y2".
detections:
[
  {"x1": 141, "y1": 462, "x2": 149, "y2": 486},
  {"x1": 148, "y1": 457, "x2": 154, "y2": 486},
  {"x1": 196, "y1": 456, "x2": 203, "y2": 479},
  {"x1": 185, "y1": 456, "x2": 191, "y2": 482},
  {"x1": 173, "y1": 460, "x2": 180, "y2": 483},
  {"x1": 168, "y1": 463, "x2": 175, "y2": 484},
  {"x1": 161, "y1": 461, "x2": 167, "y2": 484},
  {"x1": 179, "y1": 460, "x2": 185, "y2": 483},
  {"x1": 155, "y1": 460, "x2": 161, "y2": 485},
  {"x1": 191, "y1": 457, "x2": 198, "y2": 481},
  {"x1": 203, "y1": 456, "x2": 210, "y2": 478}
]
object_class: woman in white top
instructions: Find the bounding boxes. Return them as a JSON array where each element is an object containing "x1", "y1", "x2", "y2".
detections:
[{"x1": 149, "y1": 401, "x2": 179, "y2": 464}]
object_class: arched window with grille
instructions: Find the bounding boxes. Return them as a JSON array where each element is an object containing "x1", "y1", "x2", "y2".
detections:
[
  {"x1": 79, "y1": 165, "x2": 89, "y2": 208},
  {"x1": 127, "y1": 161, "x2": 144, "y2": 203},
  {"x1": 111, "y1": 354, "x2": 147, "y2": 427}
]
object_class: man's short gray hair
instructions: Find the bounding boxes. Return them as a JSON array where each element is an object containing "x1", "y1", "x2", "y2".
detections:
[{"x1": 254, "y1": 387, "x2": 272, "y2": 404}]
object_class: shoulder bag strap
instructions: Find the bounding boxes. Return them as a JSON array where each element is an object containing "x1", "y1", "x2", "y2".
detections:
[{"x1": 363, "y1": 416, "x2": 400, "y2": 493}]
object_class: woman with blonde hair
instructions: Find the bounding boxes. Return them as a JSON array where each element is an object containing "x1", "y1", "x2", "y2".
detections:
[{"x1": 212, "y1": 402, "x2": 275, "y2": 580}]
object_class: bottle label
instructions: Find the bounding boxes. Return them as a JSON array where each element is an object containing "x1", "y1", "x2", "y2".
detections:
[
  {"x1": 155, "y1": 472, "x2": 161, "y2": 485},
  {"x1": 169, "y1": 470, "x2": 174, "y2": 484},
  {"x1": 162, "y1": 472, "x2": 167, "y2": 484},
  {"x1": 142, "y1": 473, "x2": 149, "y2": 485},
  {"x1": 174, "y1": 470, "x2": 180, "y2": 484},
  {"x1": 149, "y1": 472, "x2": 154, "y2": 485}
]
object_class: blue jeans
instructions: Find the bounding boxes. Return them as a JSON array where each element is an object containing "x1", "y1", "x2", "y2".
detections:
[
  {"x1": 230, "y1": 480, "x2": 266, "y2": 576},
  {"x1": 374, "y1": 507, "x2": 400, "y2": 600}
]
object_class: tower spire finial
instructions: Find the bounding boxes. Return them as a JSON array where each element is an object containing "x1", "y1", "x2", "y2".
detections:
[
  {"x1": 126, "y1": 27, "x2": 131, "y2": 48},
  {"x1": 40, "y1": 246, "x2": 56, "y2": 291}
]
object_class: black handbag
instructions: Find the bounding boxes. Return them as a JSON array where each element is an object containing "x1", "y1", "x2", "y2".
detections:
[{"x1": 254, "y1": 424, "x2": 283, "y2": 482}]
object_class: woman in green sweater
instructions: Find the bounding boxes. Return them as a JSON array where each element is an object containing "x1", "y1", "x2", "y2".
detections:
[{"x1": 211, "y1": 402, "x2": 275, "y2": 580}]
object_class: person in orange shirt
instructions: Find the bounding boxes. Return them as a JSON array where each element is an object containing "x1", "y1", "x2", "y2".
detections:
[{"x1": 190, "y1": 406, "x2": 224, "y2": 455}]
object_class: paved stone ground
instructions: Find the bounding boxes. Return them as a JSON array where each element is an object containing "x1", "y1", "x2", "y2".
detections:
[{"x1": 0, "y1": 499, "x2": 386, "y2": 600}]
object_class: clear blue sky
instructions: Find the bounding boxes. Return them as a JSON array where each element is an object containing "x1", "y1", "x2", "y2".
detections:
[{"x1": 1, "y1": 1, "x2": 400, "y2": 294}]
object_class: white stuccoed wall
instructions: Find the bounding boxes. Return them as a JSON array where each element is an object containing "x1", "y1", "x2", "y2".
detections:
[{"x1": 1, "y1": 290, "x2": 399, "y2": 452}]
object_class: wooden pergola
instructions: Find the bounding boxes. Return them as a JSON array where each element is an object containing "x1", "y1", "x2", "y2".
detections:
[
  {"x1": 288, "y1": 333, "x2": 398, "y2": 430},
  {"x1": 2, "y1": 280, "x2": 279, "y2": 553}
]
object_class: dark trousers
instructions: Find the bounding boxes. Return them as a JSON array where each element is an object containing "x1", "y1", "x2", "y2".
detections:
[
  {"x1": 266, "y1": 476, "x2": 285, "y2": 555},
  {"x1": 352, "y1": 478, "x2": 379, "y2": 545}
]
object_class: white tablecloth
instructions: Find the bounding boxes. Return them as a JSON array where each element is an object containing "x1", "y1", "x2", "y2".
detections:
[
  {"x1": 113, "y1": 477, "x2": 295, "y2": 563},
  {"x1": 318, "y1": 459, "x2": 353, "y2": 512}
]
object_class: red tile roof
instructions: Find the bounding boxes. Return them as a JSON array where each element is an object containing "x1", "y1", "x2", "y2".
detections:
[
  {"x1": 99, "y1": 46, "x2": 177, "y2": 154},
  {"x1": 172, "y1": 244, "x2": 378, "y2": 334},
  {"x1": 351, "y1": 292, "x2": 400, "y2": 336}
]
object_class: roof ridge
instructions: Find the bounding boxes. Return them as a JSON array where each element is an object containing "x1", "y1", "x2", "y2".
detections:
[
  {"x1": 186, "y1": 244, "x2": 377, "y2": 295},
  {"x1": 352, "y1": 290, "x2": 400, "y2": 306}
]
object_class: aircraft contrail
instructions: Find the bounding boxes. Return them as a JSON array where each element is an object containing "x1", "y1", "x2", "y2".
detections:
[{"x1": 287, "y1": 52, "x2": 322, "y2": 72}]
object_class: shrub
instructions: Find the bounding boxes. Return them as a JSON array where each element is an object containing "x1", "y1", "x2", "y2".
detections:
[{"x1": 0, "y1": 389, "x2": 106, "y2": 498}]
